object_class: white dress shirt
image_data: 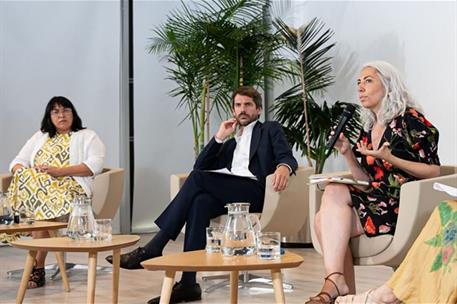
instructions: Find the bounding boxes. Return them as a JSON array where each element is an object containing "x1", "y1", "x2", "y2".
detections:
[
  {"x1": 230, "y1": 120, "x2": 257, "y2": 179},
  {"x1": 212, "y1": 120, "x2": 257, "y2": 179}
]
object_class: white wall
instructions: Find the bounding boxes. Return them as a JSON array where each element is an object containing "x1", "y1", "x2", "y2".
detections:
[
  {"x1": 132, "y1": 1, "x2": 195, "y2": 232},
  {"x1": 286, "y1": 1, "x2": 456, "y2": 171},
  {"x1": 0, "y1": 1, "x2": 121, "y2": 227}
]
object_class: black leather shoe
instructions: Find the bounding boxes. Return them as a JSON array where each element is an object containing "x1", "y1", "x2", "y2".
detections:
[
  {"x1": 105, "y1": 247, "x2": 151, "y2": 270},
  {"x1": 147, "y1": 282, "x2": 202, "y2": 304}
]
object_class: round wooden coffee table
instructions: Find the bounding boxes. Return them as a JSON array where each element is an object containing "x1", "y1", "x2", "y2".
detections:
[
  {"x1": 0, "y1": 220, "x2": 67, "y2": 234},
  {"x1": 141, "y1": 250, "x2": 304, "y2": 304},
  {"x1": 12, "y1": 234, "x2": 140, "y2": 304}
]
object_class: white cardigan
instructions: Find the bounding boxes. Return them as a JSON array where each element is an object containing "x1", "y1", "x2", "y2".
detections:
[{"x1": 9, "y1": 129, "x2": 105, "y2": 197}]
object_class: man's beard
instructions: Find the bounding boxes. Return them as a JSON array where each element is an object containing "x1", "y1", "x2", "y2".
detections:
[{"x1": 235, "y1": 113, "x2": 257, "y2": 126}]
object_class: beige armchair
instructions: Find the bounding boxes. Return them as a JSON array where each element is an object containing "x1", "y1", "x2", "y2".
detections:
[
  {"x1": 170, "y1": 166, "x2": 314, "y2": 291},
  {"x1": 309, "y1": 165, "x2": 457, "y2": 268}
]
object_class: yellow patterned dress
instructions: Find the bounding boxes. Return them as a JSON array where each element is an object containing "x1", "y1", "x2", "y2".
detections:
[
  {"x1": 387, "y1": 200, "x2": 457, "y2": 303},
  {"x1": 0, "y1": 134, "x2": 85, "y2": 242}
]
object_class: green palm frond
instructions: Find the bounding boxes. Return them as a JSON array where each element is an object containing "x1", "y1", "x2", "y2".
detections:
[
  {"x1": 272, "y1": 18, "x2": 359, "y2": 173},
  {"x1": 148, "y1": 0, "x2": 289, "y2": 157}
]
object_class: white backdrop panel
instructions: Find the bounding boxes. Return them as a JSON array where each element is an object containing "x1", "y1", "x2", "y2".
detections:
[{"x1": 132, "y1": 1, "x2": 195, "y2": 233}]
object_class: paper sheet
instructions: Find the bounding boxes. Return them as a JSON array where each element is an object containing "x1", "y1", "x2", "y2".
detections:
[{"x1": 433, "y1": 182, "x2": 457, "y2": 198}]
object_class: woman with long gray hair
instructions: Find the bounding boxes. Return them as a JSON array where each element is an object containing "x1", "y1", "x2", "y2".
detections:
[{"x1": 306, "y1": 61, "x2": 441, "y2": 303}]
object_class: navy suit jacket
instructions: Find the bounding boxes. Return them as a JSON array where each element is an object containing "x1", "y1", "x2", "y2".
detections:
[{"x1": 193, "y1": 121, "x2": 298, "y2": 187}]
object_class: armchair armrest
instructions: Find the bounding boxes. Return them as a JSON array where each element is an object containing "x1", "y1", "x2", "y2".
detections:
[
  {"x1": 170, "y1": 173, "x2": 190, "y2": 200},
  {"x1": 1, "y1": 172, "x2": 13, "y2": 193},
  {"x1": 261, "y1": 166, "x2": 314, "y2": 237},
  {"x1": 381, "y1": 172, "x2": 457, "y2": 267}
]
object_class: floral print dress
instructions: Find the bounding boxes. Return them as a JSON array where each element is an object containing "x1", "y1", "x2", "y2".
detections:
[
  {"x1": 386, "y1": 200, "x2": 457, "y2": 303},
  {"x1": 349, "y1": 108, "x2": 440, "y2": 237}
]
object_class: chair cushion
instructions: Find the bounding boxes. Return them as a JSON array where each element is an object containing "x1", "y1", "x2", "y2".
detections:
[{"x1": 350, "y1": 234, "x2": 393, "y2": 258}]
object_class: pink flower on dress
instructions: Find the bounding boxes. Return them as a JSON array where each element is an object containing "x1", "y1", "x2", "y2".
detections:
[
  {"x1": 419, "y1": 149, "x2": 425, "y2": 158},
  {"x1": 379, "y1": 225, "x2": 391, "y2": 234},
  {"x1": 442, "y1": 246, "x2": 454, "y2": 265},
  {"x1": 393, "y1": 174, "x2": 407, "y2": 185}
]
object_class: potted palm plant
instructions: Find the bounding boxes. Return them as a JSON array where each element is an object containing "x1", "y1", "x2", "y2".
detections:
[
  {"x1": 272, "y1": 18, "x2": 361, "y2": 173},
  {"x1": 148, "y1": 0, "x2": 289, "y2": 158}
]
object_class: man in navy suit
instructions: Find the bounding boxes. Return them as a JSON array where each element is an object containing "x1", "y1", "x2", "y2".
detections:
[{"x1": 106, "y1": 86, "x2": 298, "y2": 304}]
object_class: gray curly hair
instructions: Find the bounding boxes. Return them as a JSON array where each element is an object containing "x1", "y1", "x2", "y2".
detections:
[{"x1": 360, "y1": 61, "x2": 421, "y2": 131}]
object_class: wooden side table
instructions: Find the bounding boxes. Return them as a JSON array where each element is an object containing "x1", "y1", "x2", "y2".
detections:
[
  {"x1": 12, "y1": 234, "x2": 140, "y2": 304},
  {"x1": 141, "y1": 250, "x2": 304, "y2": 304}
]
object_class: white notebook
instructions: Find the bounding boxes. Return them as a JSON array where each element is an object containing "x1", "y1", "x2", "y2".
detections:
[{"x1": 309, "y1": 176, "x2": 370, "y2": 186}]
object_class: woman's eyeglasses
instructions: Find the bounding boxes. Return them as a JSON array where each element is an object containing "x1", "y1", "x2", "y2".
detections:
[{"x1": 51, "y1": 108, "x2": 72, "y2": 116}]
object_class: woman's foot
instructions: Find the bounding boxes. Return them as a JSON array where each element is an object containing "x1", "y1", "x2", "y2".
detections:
[
  {"x1": 306, "y1": 272, "x2": 350, "y2": 303},
  {"x1": 27, "y1": 267, "x2": 46, "y2": 289},
  {"x1": 335, "y1": 285, "x2": 400, "y2": 304}
]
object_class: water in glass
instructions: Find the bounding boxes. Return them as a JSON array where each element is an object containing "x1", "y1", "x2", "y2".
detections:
[
  {"x1": 67, "y1": 196, "x2": 96, "y2": 240},
  {"x1": 221, "y1": 203, "x2": 256, "y2": 256},
  {"x1": 0, "y1": 192, "x2": 13, "y2": 225}
]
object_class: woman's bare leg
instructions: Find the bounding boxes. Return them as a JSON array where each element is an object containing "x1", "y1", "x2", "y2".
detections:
[
  {"x1": 31, "y1": 230, "x2": 50, "y2": 268},
  {"x1": 312, "y1": 184, "x2": 364, "y2": 300}
]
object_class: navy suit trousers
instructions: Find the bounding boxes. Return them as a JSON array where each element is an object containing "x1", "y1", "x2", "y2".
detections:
[{"x1": 155, "y1": 170, "x2": 264, "y2": 252}]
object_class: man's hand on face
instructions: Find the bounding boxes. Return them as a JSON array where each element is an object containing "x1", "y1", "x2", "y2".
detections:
[
  {"x1": 272, "y1": 165, "x2": 290, "y2": 192},
  {"x1": 215, "y1": 118, "x2": 238, "y2": 141}
]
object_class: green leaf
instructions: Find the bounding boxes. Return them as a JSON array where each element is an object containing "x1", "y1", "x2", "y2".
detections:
[
  {"x1": 439, "y1": 202, "x2": 452, "y2": 226},
  {"x1": 425, "y1": 234, "x2": 442, "y2": 247},
  {"x1": 430, "y1": 252, "x2": 443, "y2": 272},
  {"x1": 452, "y1": 211, "x2": 457, "y2": 223}
]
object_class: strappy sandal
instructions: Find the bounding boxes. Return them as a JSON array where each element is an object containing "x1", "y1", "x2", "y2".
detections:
[
  {"x1": 305, "y1": 272, "x2": 347, "y2": 304},
  {"x1": 27, "y1": 266, "x2": 46, "y2": 289}
]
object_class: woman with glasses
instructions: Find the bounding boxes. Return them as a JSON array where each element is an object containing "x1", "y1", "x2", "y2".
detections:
[{"x1": 4, "y1": 96, "x2": 105, "y2": 288}]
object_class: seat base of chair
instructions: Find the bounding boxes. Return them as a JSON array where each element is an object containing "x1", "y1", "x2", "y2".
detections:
[
  {"x1": 7, "y1": 263, "x2": 112, "y2": 280},
  {"x1": 202, "y1": 272, "x2": 293, "y2": 293}
]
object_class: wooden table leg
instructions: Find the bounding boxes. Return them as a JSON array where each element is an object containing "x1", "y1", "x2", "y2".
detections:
[
  {"x1": 48, "y1": 229, "x2": 70, "y2": 292},
  {"x1": 112, "y1": 248, "x2": 120, "y2": 304},
  {"x1": 271, "y1": 269, "x2": 285, "y2": 304},
  {"x1": 16, "y1": 250, "x2": 37, "y2": 304},
  {"x1": 230, "y1": 270, "x2": 239, "y2": 304},
  {"x1": 87, "y1": 252, "x2": 98, "y2": 304},
  {"x1": 159, "y1": 270, "x2": 175, "y2": 304},
  {"x1": 54, "y1": 251, "x2": 70, "y2": 292}
]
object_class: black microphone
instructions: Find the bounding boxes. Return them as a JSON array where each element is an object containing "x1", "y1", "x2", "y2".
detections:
[{"x1": 325, "y1": 104, "x2": 356, "y2": 158}]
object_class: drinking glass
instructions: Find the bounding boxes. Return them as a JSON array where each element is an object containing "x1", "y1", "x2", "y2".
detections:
[
  {"x1": 0, "y1": 193, "x2": 13, "y2": 225},
  {"x1": 94, "y1": 219, "x2": 112, "y2": 241},
  {"x1": 256, "y1": 232, "x2": 281, "y2": 260},
  {"x1": 206, "y1": 226, "x2": 223, "y2": 253}
]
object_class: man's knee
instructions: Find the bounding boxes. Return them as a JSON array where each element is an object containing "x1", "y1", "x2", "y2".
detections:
[{"x1": 186, "y1": 193, "x2": 216, "y2": 221}]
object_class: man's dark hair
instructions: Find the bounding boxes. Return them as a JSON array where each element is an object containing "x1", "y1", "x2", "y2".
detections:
[
  {"x1": 231, "y1": 86, "x2": 262, "y2": 108},
  {"x1": 41, "y1": 96, "x2": 85, "y2": 138}
]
